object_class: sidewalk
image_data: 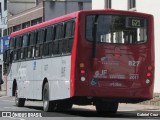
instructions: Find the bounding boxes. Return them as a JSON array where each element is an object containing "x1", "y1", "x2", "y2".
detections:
[
  {"x1": 73, "y1": 103, "x2": 160, "y2": 111},
  {"x1": 0, "y1": 90, "x2": 6, "y2": 97},
  {"x1": 0, "y1": 83, "x2": 6, "y2": 97}
]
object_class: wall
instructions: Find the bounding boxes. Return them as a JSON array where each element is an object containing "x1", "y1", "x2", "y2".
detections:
[
  {"x1": 0, "y1": 0, "x2": 7, "y2": 35},
  {"x1": 8, "y1": 0, "x2": 36, "y2": 15},
  {"x1": 44, "y1": 1, "x2": 91, "y2": 21},
  {"x1": 112, "y1": 0, "x2": 127, "y2": 10},
  {"x1": 92, "y1": 0, "x2": 105, "y2": 9},
  {"x1": 92, "y1": 0, "x2": 127, "y2": 10}
]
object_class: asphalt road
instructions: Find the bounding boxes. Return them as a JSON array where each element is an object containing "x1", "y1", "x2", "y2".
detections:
[{"x1": 0, "y1": 96, "x2": 159, "y2": 120}]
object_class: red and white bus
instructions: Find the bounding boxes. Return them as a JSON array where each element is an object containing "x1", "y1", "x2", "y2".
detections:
[{"x1": 3, "y1": 9, "x2": 154, "y2": 113}]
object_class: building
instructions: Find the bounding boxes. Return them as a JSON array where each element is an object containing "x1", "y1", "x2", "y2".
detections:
[
  {"x1": 0, "y1": 0, "x2": 7, "y2": 80},
  {"x1": 44, "y1": 0, "x2": 91, "y2": 21},
  {"x1": 8, "y1": 0, "x2": 36, "y2": 16},
  {"x1": 7, "y1": 0, "x2": 41, "y2": 34},
  {"x1": 0, "y1": 0, "x2": 7, "y2": 40},
  {"x1": 0, "y1": 0, "x2": 8, "y2": 91},
  {"x1": 7, "y1": 0, "x2": 92, "y2": 34}
]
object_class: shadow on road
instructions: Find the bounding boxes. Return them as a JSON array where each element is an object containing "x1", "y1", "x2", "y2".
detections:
[{"x1": 24, "y1": 105, "x2": 142, "y2": 118}]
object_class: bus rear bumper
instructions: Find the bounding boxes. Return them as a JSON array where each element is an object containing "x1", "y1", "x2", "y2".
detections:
[{"x1": 73, "y1": 87, "x2": 154, "y2": 103}]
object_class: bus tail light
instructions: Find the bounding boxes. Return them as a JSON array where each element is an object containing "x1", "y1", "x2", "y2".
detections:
[
  {"x1": 147, "y1": 65, "x2": 152, "y2": 71},
  {"x1": 146, "y1": 73, "x2": 151, "y2": 77},
  {"x1": 114, "y1": 53, "x2": 121, "y2": 57},
  {"x1": 80, "y1": 63, "x2": 86, "y2": 82},
  {"x1": 80, "y1": 70, "x2": 86, "y2": 74}
]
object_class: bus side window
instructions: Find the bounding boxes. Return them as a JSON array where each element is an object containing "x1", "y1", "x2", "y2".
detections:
[
  {"x1": 63, "y1": 20, "x2": 75, "y2": 53},
  {"x1": 53, "y1": 23, "x2": 64, "y2": 55},
  {"x1": 28, "y1": 31, "x2": 35, "y2": 58},
  {"x1": 21, "y1": 34, "x2": 29, "y2": 59},
  {"x1": 43, "y1": 27, "x2": 53, "y2": 56},
  {"x1": 9, "y1": 38, "x2": 16, "y2": 50},
  {"x1": 9, "y1": 38, "x2": 16, "y2": 62},
  {"x1": 35, "y1": 29, "x2": 45, "y2": 57},
  {"x1": 14, "y1": 36, "x2": 22, "y2": 61},
  {"x1": 63, "y1": 21, "x2": 72, "y2": 54}
]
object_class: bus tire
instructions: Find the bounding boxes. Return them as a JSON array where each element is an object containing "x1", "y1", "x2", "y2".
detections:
[
  {"x1": 43, "y1": 82, "x2": 56, "y2": 112},
  {"x1": 15, "y1": 88, "x2": 25, "y2": 107},
  {"x1": 96, "y1": 102, "x2": 118, "y2": 114}
]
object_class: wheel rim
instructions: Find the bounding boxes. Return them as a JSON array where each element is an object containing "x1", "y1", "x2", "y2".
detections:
[
  {"x1": 15, "y1": 90, "x2": 18, "y2": 105},
  {"x1": 43, "y1": 88, "x2": 49, "y2": 109}
]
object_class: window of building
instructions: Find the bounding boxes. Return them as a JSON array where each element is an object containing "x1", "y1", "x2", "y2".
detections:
[
  {"x1": 105, "y1": 0, "x2": 111, "y2": 8},
  {"x1": 4, "y1": 0, "x2": 7, "y2": 11},
  {"x1": 0, "y1": 29, "x2": 2, "y2": 38},
  {"x1": 128, "y1": 0, "x2": 136, "y2": 9},
  {"x1": 3, "y1": 29, "x2": 7, "y2": 36},
  {"x1": 31, "y1": 18, "x2": 43, "y2": 26},
  {"x1": 22, "y1": 21, "x2": 30, "y2": 29},
  {"x1": 0, "y1": 3, "x2": 2, "y2": 18},
  {"x1": 13, "y1": 24, "x2": 21, "y2": 32},
  {"x1": 78, "y1": 2, "x2": 83, "y2": 10}
]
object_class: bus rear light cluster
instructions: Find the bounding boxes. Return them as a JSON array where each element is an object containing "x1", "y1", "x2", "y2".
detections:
[
  {"x1": 80, "y1": 63, "x2": 86, "y2": 82},
  {"x1": 145, "y1": 65, "x2": 153, "y2": 84}
]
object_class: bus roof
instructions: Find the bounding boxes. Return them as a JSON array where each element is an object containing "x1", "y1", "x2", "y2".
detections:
[
  {"x1": 10, "y1": 9, "x2": 152, "y2": 38},
  {"x1": 10, "y1": 11, "x2": 80, "y2": 38}
]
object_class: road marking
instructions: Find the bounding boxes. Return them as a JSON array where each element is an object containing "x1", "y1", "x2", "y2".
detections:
[
  {"x1": 6, "y1": 117, "x2": 25, "y2": 120},
  {"x1": 4, "y1": 107, "x2": 17, "y2": 109},
  {"x1": 1, "y1": 99, "x2": 14, "y2": 103},
  {"x1": 0, "y1": 96, "x2": 9, "y2": 98}
]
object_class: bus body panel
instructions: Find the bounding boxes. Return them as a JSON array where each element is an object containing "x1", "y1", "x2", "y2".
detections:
[
  {"x1": 5, "y1": 9, "x2": 154, "y2": 104},
  {"x1": 73, "y1": 10, "x2": 154, "y2": 102},
  {"x1": 7, "y1": 56, "x2": 71, "y2": 100}
]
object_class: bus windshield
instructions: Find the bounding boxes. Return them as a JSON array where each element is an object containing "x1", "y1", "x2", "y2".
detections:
[{"x1": 86, "y1": 15, "x2": 148, "y2": 44}]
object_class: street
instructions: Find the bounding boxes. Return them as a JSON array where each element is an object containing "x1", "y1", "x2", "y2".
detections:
[{"x1": 0, "y1": 96, "x2": 159, "y2": 120}]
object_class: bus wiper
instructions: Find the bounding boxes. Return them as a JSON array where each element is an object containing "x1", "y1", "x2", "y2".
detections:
[{"x1": 92, "y1": 15, "x2": 99, "y2": 58}]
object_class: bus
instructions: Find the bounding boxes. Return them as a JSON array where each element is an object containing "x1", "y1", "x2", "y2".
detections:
[{"x1": 3, "y1": 9, "x2": 154, "y2": 113}]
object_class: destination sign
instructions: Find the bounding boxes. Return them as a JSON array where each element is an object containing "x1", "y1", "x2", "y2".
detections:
[{"x1": 126, "y1": 17, "x2": 145, "y2": 28}]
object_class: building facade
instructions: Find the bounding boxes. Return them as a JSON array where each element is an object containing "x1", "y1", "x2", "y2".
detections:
[
  {"x1": 7, "y1": 0, "x2": 42, "y2": 34},
  {"x1": 92, "y1": 0, "x2": 160, "y2": 94},
  {"x1": 0, "y1": 0, "x2": 7, "y2": 38},
  {"x1": 0, "y1": 0, "x2": 8, "y2": 91},
  {"x1": 7, "y1": 0, "x2": 91, "y2": 34},
  {"x1": 44, "y1": 0, "x2": 91, "y2": 21}
]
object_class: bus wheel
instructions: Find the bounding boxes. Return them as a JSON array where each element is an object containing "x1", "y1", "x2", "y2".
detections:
[
  {"x1": 43, "y1": 82, "x2": 56, "y2": 112},
  {"x1": 95, "y1": 102, "x2": 118, "y2": 114},
  {"x1": 15, "y1": 87, "x2": 25, "y2": 107}
]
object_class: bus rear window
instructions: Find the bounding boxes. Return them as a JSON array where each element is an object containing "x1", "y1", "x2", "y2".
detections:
[{"x1": 86, "y1": 15, "x2": 148, "y2": 44}]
